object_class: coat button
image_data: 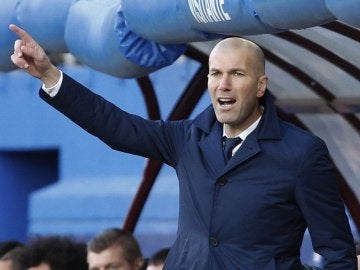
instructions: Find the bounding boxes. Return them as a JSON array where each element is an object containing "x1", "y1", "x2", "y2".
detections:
[
  {"x1": 217, "y1": 176, "x2": 227, "y2": 186},
  {"x1": 209, "y1": 237, "x2": 219, "y2": 247}
]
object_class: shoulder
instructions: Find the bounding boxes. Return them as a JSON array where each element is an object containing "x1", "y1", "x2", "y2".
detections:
[
  {"x1": 274, "y1": 120, "x2": 331, "y2": 166},
  {"x1": 280, "y1": 120, "x2": 326, "y2": 148}
]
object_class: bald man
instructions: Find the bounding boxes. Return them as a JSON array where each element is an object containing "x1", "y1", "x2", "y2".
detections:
[{"x1": 10, "y1": 24, "x2": 356, "y2": 269}]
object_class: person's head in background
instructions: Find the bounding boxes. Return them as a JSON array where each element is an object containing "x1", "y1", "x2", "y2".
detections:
[
  {"x1": 146, "y1": 248, "x2": 169, "y2": 270},
  {"x1": 25, "y1": 235, "x2": 88, "y2": 270},
  {"x1": 0, "y1": 241, "x2": 23, "y2": 259},
  {"x1": 87, "y1": 228, "x2": 144, "y2": 270},
  {"x1": 0, "y1": 244, "x2": 27, "y2": 270}
]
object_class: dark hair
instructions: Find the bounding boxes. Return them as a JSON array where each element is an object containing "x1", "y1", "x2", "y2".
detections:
[
  {"x1": 0, "y1": 246, "x2": 28, "y2": 270},
  {"x1": 148, "y1": 247, "x2": 170, "y2": 266},
  {"x1": 355, "y1": 241, "x2": 360, "y2": 255},
  {"x1": 26, "y1": 235, "x2": 87, "y2": 270},
  {"x1": 88, "y1": 228, "x2": 142, "y2": 265},
  {"x1": 0, "y1": 241, "x2": 23, "y2": 258}
]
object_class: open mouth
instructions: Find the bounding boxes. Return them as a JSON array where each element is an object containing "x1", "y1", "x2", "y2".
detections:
[{"x1": 218, "y1": 98, "x2": 236, "y2": 107}]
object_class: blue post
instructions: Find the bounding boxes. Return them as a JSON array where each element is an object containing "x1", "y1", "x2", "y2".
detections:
[{"x1": 0, "y1": 150, "x2": 58, "y2": 241}]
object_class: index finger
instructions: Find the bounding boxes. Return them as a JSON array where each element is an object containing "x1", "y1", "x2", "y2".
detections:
[{"x1": 9, "y1": 24, "x2": 34, "y2": 43}]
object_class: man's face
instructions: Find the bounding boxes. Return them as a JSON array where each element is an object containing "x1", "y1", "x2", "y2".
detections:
[
  {"x1": 87, "y1": 246, "x2": 140, "y2": 270},
  {"x1": 27, "y1": 262, "x2": 51, "y2": 270},
  {"x1": 0, "y1": 259, "x2": 13, "y2": 270},
  {"x1": 146, "y1": 265, "x2": 163, "y2": 270},
  {"x1": 207, "y1": 41, "x2": 267, "y2": 136}
]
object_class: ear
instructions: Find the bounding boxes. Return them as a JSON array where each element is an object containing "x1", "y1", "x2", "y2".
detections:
[
  {"x1": 256, "y1": 75, "x2": 268, "y2": 98},
  {"x1": 134, "y1": 257, "x2": 145, "y2": 270}
]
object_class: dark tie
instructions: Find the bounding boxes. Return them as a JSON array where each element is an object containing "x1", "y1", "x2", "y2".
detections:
[{"x1": 223, "y1": 137, "x2": 242, "y2": 163}]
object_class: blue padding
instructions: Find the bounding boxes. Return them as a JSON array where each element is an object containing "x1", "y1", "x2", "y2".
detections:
[
  {"x1": 65, "y1": 0, "x2": 157, "y2": 78},
  {"x1": 115, "y1": 10, "x2": 188, "y2": 69},
  {"x1": 252, "y1": 0, "x2": 336, "y2": 30},
  {"x1": 0, "y1": 0, "x2": 19, "y2": 71},
  {"x1": 15, "y1": 0, "x2": 76, "y2": 53},
  {"x1": 119, "y1": 0, "x2": 224, "y2": 43},
  {"x1": 325, "y1": 0, "x2": 360, "y2": 27},
  {"x1": 119, "y1": 0, "x2": 276, "y2": 44},
  {"x1": 185, "y1": 0, "x2": 278, "y2": 35}
]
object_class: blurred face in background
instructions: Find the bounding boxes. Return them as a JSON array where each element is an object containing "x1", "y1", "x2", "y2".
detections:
[
  {"x1": 0, "y1": 259, "x2": 13, "y2": 270},
  {"x1": 146, "y1": 264, "x2": 164, "y2": 270},
  {"x1": 28, "y1": 262, "x2": 51, "y2": 270},
  {"x1": 87, "y1": 245, "x2": 143, "y2": 270}
]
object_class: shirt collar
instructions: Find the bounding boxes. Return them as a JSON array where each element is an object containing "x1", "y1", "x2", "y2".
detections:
[{"x1": 223, "y1": 114, "x2": 262, "y2": 141}]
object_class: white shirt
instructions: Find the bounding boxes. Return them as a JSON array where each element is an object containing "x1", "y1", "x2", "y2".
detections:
[
  {"x1": 42, "y1": 70, "x2": 63, "y2": 97},
  {"x1": 222, "y1": 115, "x2": 262, "y2": 157}
]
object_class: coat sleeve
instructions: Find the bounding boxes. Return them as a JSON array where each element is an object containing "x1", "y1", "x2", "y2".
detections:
[
  {"x1": 39, "y1": 72, "x2": 185, "y2": 166},
  {"x1": 294, "y1": 137, "x2": 357, "y2": 269}
]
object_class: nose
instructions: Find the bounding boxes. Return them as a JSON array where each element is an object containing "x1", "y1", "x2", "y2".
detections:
[{"x1": 218, "y1": 74, "x2": 231, "y2": 91}]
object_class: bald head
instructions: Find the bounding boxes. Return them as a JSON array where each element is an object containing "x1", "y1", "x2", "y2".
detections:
[
  {"x1": 207, "y1": 37, "x2": 268, "y2": 135},
  {"x1": 209, "y1": 37, "x2": 265, "y2": 77}
]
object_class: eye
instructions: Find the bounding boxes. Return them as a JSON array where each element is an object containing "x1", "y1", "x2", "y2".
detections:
[
  {"x1": 105, "y1": 263, "x2": 122, "y2": 270},
  {"x1": 108, "y1": 266, "x2": 120, "y2": 270},
  {"x1": 208, "y1": 71, "x2": 220, "y2": 77},
  {"x1": 234, "y1": 71, "x2": 244, "y2": 77}
]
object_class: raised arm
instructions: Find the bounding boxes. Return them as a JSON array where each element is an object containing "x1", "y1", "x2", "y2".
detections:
[{"x1": 9, "y1": 24, "x2": 61, "y2": 87}]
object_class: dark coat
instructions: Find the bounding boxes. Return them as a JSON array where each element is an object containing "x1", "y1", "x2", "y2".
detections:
[{"x1": 40, "y1": 73, "x2": 356, "y2": 270}]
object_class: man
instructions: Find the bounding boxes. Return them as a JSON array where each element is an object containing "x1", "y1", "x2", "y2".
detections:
[
  {"x1": 87, "y1": 228, "x2": 145, "y2": 270},
  {"x1": 0, "y1": 241, "x2": 23, "y2": 259},
  {"x1": 356, "y1": 242, "x2": 360, "y2": 269},
  {"x1": 0, "y1": 245, "x2": 27, "y2": 270},
  {"x1": 146, "y1": 248, "x2": 169, "y2": 270},
  {"x1": 24, "y1": 236, "x2": 88, "y2": 270},
  {"x1": 9, "y1": 24, "x2": 357, "y2": 269}
]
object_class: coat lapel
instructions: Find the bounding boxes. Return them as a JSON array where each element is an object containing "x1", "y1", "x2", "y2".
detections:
[
  {"x1": 225, "y1": 133, "x2": 260, "y2": 172},
  {"x1": 198, "y1": 122, "x2": 225, "y2": 177},
  {"x1": 194, "y1": 91, "x2": 281, "y2": 177}
]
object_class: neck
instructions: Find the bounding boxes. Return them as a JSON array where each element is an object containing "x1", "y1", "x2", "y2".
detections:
[{"x1": 225, "y1": 106, "x2": 263, "y2": 137}]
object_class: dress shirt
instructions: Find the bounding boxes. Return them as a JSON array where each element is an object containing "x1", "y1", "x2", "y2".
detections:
[
  {"x1": 222, "y1": 115, "x2": 262, "y2": 157},
  {"x1": 42, "y1": 70, "x2": 63, "y2": 97}
]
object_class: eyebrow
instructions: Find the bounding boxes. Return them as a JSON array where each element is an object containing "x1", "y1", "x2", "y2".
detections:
[{"x1": 209, "y1": 67, "x2": 246, "y2": 73}]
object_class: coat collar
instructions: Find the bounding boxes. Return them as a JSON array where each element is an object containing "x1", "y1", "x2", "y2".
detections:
[
  {"x1": 193, "y1": 90, "x2": 281, "y2": 141},
  {"x1": 194, "y1": 90, "x2": 281, "y2": 176}
]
